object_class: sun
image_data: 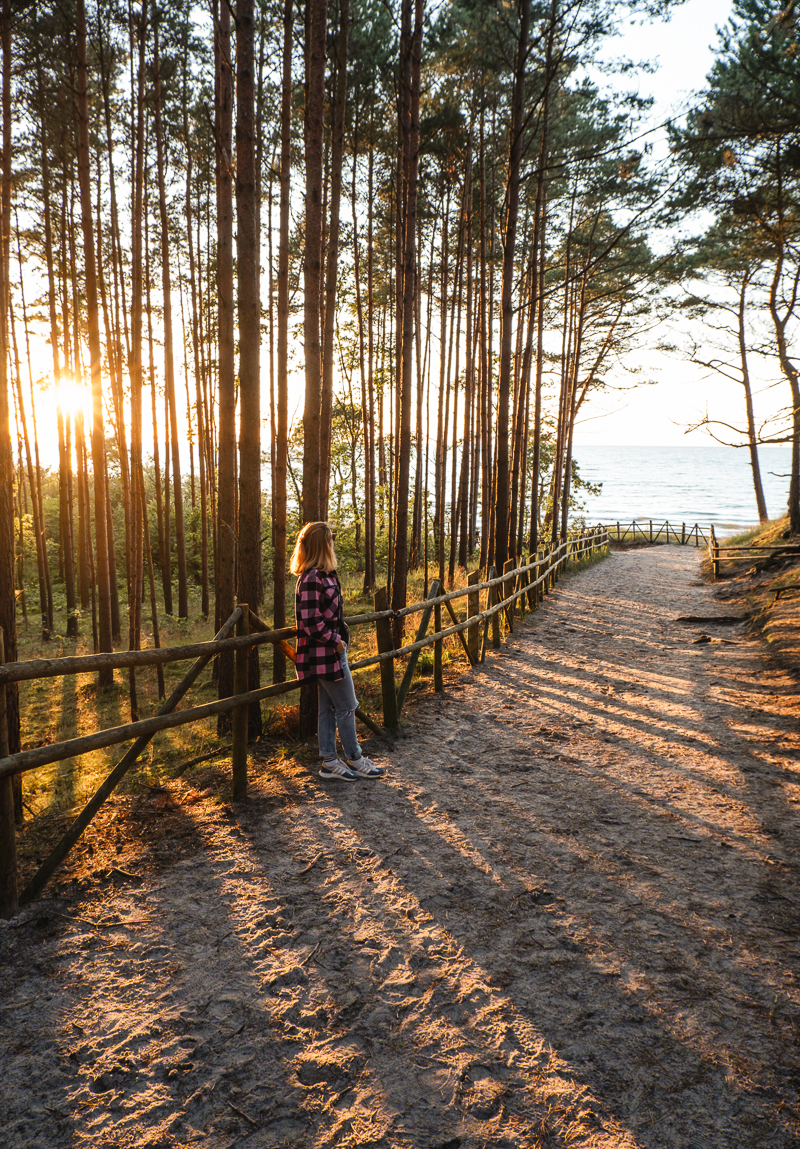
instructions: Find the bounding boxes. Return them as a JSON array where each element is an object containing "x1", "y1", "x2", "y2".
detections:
[{"x1": 54, "y1": 379, "x2": 91, "y2": 423}]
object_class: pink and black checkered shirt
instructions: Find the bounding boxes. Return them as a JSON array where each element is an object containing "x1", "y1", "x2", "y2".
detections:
[{"x1": 294, "y1": 568, "x2": 346, "y2": 682}]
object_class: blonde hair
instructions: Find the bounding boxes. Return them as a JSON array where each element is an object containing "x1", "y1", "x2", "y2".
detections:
[{"x1": 290, "y1": 521, "x2": 338, "y2": 575}]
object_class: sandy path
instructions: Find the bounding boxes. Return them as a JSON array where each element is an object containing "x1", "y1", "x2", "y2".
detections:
[{"x1": 2, "y1": 545, "x2": 800, "y2": 1149}]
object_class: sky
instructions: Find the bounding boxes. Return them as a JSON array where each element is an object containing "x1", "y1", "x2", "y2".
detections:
[{"x1": 571, "y1": 0, "x2": 786, "y2": 448}]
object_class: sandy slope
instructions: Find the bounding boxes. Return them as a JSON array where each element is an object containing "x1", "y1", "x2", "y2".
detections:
[{"x1": 2, "y1": 545, "x2": 799, "y2": 1149}]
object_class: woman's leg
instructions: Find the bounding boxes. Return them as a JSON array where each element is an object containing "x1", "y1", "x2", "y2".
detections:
[
  {"x1": 317, "y1": 680, "x2": 338, "y2": 760},
  {"x1": 317, "y1": 657, "x2": 362, "y2": 762}
]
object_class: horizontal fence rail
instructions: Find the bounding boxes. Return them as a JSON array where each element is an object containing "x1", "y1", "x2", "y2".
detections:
[
  {"x1": 0, "y1": 529, "x2": 610, "y2": 917},
  {"x1": 594, "y1": 520, "x2": 711, "y2": 547},
  {"x1": 0, "y1": 626, "x2": 298, "y2": 687},
  {"x1": 706, "y1": 525, "x2": 800, "y2": 579}
]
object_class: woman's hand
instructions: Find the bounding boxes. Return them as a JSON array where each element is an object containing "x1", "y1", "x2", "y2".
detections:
[{"x1": 336, "y1": 640, "x2": 346, "y2": 653}]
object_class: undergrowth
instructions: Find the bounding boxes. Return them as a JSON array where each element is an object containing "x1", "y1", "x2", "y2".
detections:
[{"x1": 701, "y1": 514, "x2": 800, "y2": 677}]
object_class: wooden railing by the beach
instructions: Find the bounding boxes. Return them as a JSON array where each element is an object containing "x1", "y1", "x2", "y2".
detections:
[
  {"x1": 706, "y1": 525, "x2": 800, "y2": 580},
  {"x1": 0, "y1": 529, "x2": 610, "y2": 917},
  {"x1": 595, "y1": 520, "x2": 711, "y2": 546}
]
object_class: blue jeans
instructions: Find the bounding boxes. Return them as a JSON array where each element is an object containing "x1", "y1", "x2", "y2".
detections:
[{"x1": 317, "y1": 650, "x2": 362, "y2": 761}]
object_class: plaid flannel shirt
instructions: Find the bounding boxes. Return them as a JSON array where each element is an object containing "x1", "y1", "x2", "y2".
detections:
[{"x1": 295, "y1": 568, "x2": 346, "y2": 682}]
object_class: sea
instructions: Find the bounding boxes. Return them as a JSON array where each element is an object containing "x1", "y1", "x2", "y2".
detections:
[{"x1": 571, "y1": 445, "x2": 794, "y2": 534}]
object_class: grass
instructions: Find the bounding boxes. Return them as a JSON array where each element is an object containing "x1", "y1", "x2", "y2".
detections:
[{"x1": 15, "y1": 598, "x2": 226, "y2": 824}]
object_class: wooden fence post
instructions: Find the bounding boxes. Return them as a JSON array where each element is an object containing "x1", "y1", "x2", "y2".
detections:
[
  {"x1": 519, "y1": 559, "x2": 529, "y2": 620},
  {"x1": 232, "y1": 604, "x2": 249, "y2": 800},
  {"x1": 490, "y1": 566, "x2": 501, "y2": 648},
  {"x1": 396, "y1": 580, "x2": 440, "y2": 716},
  {"x1": 374, "y1": 588, "x2": 399, "y2": 731},
  {"x1": 434, "y1": 597, "x2": 443, "y2": 692},
  {"x1": 443, "y1": 598, "x2": 476, "y2": 667},
  {"x1": 480, "y1": 573, "x2": 494, "y2": 661},
  {"x1": 0, "y1": 629, "x2": 18, "y2": 919},
  {"x1": 527, "y1": 553, "x2": 537, "y2": 610},
  {"x1": 710, "y1": 526, "x2": 719, "y2": 579},
  {"x1": 503, "y1": 558, "x2": 516, "y2": 630},
  {"x1": 467, "y1": 570, "x2": 481, "y2": 660}
]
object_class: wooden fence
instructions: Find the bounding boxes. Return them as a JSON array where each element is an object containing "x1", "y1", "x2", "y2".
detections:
[
  {"x1": 596, "y1": 519, "x2": 711, "y2": 546},
  {"x1": 0, "y1": 528, "x2": 609, "y2": 917},
  {"x1": 706, "y1": 525, "x2": 800, "y2": 579}
]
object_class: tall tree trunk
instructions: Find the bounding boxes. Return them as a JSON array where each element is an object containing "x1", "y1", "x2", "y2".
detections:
[
  {"x1": 182, "y1": 31, "x2": 210, "y2": 616},
  {"x1": 738, "y1": 271, "x2": 768, "y2": 523},
  {"x1": 550, "y1": 251, "x2": 576, "y2": 545},
  {"x1": 75, "y1": 412, "x2": 90, "y2": 613},
  {"x1": 319, "y1": 0, "x2": 350, "y2": 517},
  {"x1": 365, "y1": 134, "x2": 376, "y2": 588},
  {"x1": 127, "y1": 0, "x2": 148, "y2": 720},
  {"x1": 153, "y1": 14, "x2": 189, "y2": 619},
  {"x1": 390, "y1": 0, "x2": 423, "y2": 639},
  {"x1": 299, "y1": 0, "x2": 328, "y2": 734},
  {"x1": 457, "y1": 138, "x2": 474, "y2": 570},
  {"x1": 508, "y1": 240, "x2": 534, "y2": 558},
  {"x1": 302, "y1": 0, "x2": 327, "y2": 523},
  {"x1": 237, "y1": 0, "x2": 262, "y2": 736},
  {"x1": 435, "y1": 190, "x2": 449, "y2": 581},
  {"x1": 39, "y1": 99, "x2": 77, "y2": 636},
  {"x1": 478, "y1": 108, "x2": 491, "y2": 571},
  {"x1": 493, "y1": 0, "x2": 529, "y2": 569},
  {"x1": 94, "y1": 177, "x2": 121, "y2": 643},
  {"x1": 145, "y1": 206, "x2": 170, "y2": 613},
  {"x1": 57, "y1": 408, "x2": 78, "y2": 636},
  {"x1": 273, "y1": 0, "x2": 292, "y2": 683},
  {"x1": 10, "y1": 301, "x2": 48, "y2": 640},
  {"x1": 1, "y1": 4, "x2": 21, "y2": 791},
  {"x1": 447, "y1": 186, "x2": 466, "y2": 587},
  {"x1": 768, "y1": 250, "x2": 800, "y2": 534},
  {"x1": 530, "y1": 125, "x2": 549, "y2": 551},
  {"x1": 76, "y1": 0, "x2": 114, "y2": 682},
  {"x1": 215, "y1": 0, "x2": 236, "y2": 719},
  {"x1": 559, "y1": 286, "x2": 585, "y2": 543}
]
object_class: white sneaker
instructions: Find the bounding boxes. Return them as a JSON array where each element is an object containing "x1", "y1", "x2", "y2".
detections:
[
  {"x1": 319, "y1": 759, "x2": 358, "y2": 781},
  {"x1": 346, "y1": 755, "x2": 385, "y2": 778}
]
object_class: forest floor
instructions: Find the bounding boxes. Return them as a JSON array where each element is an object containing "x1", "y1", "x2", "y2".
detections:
[{"x1": 2, "y1": 544, "x2": 800, "y2": 1149}]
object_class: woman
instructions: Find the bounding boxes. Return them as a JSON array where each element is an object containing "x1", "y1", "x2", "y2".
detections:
[{"x1": 290, "y1": 521, "x2": 385, "y2": 782}]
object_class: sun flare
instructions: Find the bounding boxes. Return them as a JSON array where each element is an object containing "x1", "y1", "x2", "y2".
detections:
[{"x1": 54, "y1": 379, "x2": 91, "y2": 422}]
